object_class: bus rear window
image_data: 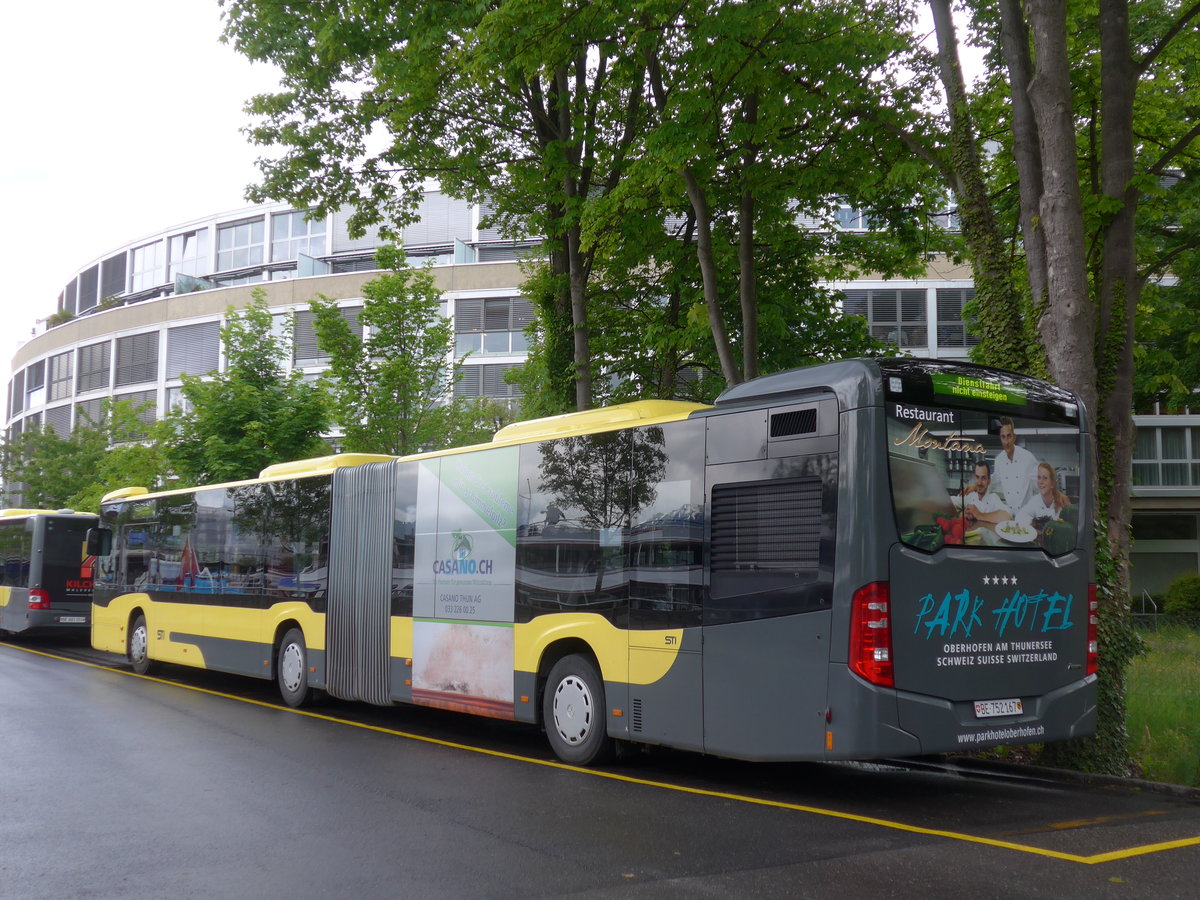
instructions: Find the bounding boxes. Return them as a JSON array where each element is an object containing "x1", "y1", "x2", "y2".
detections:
[
  {"x1": 43, "y1": 521, "x2": 93, "y2": 566},
  {"x1": 887, "y1": 404, "x2": 1081, "y2": 554}
]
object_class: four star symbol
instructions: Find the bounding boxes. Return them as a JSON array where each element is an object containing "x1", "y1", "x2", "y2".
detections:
[{"x1": 983, "y1": 575, "x2": 1019, "y2": 586}]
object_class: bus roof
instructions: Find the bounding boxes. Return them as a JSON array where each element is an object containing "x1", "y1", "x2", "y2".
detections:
[{"x1": 0, "y1": 508, "x2": 97, "y2": 520}]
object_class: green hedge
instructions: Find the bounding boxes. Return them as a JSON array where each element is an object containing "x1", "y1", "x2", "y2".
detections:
[{"x1": 1162, "y1": 573, "x2": 1200, "y2": 617}]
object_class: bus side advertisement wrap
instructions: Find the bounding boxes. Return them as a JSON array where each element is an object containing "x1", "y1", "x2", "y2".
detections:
[{"x1": 412, "y1": 446, "x2": 519, "y2": 719}]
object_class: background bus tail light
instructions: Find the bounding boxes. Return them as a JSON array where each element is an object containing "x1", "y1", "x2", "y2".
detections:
[
  {"x1": 850, "y1": 582, "x2": 893, "y2": 687},
  {"x1": 28, "y1": 589, "x2": 52, "y2": 610},
  {"x1": 1086, "y1": 583, "x2": 1098, "y2": 676}
]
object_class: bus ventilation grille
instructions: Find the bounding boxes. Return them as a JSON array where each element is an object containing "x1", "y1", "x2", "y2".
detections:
[
  {"x1": 631, "y1": 698, "x2": 644, "y2": 733},
  {"x1": 770, "y1": 408, "x2": 817, "y2": 438}
]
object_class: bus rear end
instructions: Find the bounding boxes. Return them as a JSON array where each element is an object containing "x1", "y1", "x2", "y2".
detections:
[
  {"x1": 834, "y1": 360, "x2": 1096, "y2": 758},
  {"x1": 0, "y1": 513, "x2": 96, "y2": 637}
]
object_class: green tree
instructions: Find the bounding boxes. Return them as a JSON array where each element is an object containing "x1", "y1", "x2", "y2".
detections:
[
  {"x1": 312, "y1": 246, "x2": 473, "y2": 456},
  {"x1": 1, "y1": 399, "x2": 163, "y2": 510},
  {"x1": 162, "y1": 292, "x2": 329, "y2": 484},
  {"x1": 621, "y1": 0, "x2": 944, "y2": 387}
]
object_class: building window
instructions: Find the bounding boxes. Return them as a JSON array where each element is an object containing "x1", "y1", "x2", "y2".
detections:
[
  {"x1": 101, "y1": 253, "x2": 128, "y2": 300},
  {"x1": 454, "y1": 297, "x2": 534, "y2": 356},
  {"x1": 271, "y1": 211, "x2": 327, "y2": 261},
  {"x1": 43, "y1": 405, "x2": 71, "y2": 436},
  {"x1": 168, "y1": 228, "x2": 211, "y2": 279},
  {"x1": 834, "y1": 203, "x2": 873, "y2": 230},
  {"x1": 115, "y1": 333, "x2": 160, "y2": 387},
  {"x1": 293, "y1": 307, "x2": 362, "y2": 365},
  {"x1": 10, "y1": 370, "x2": 24, "y2": 415},
  {"x1": 77, "y1": 341, "x2": 112, "y2": 394},
  {"x1": 166, "y1": 386, "x2": 193, "y2": 415},
  {"x1": 130, "y1": 241, "x2": 167, "y2": 292},
  {"x1": 1133, "y1": 426, "x2": 1200, "y2": 487},
  {"x1": 166, "y1": 322, "x2": 220, "y2": 379},
  {"x1": 24, "y1": 361, "x2": 45, "y2": 409},
  {"x1": 114, "y1": 390, "x2": 157, "y2": 440},
  {"x1": 49, "y1": 352, "x2": 73, "y2": 401},
  {"x1": 79, "y1": 265, "x2": 100, "y2": 313},
  {"x1": 74, "y1": 398, "x2": 103, "y2": 429},
  {"x1": 455, "y1": 363, "x2": 524, "y2": 400},
  {"x1": 217, "y1": 217, "x2": 266, "y2": 271},
  {"x1": 936, "y1": 288, "x2": 980, "y2": 348},
  {"x1": 842, "y1": 289, "x2": 927, "y2": 348}
]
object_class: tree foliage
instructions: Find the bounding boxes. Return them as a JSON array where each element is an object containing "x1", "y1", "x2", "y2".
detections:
[
  {"x1": 222, "y1": 0, "x2": 950, "y2": 410},
  {"x1": 312, "y1": 246, "x2": 492, "y2": 456},
  {"x1": 1, "y1": 399, "x2": 164, "y2": 511},
  {"x1": 162, "y1": 292, "x2": 329, "y2": 485}
]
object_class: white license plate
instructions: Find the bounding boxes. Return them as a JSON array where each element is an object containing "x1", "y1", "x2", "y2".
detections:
[
  {"x1": 974, "y1": 698, "x2": 1022, "y2": 718},
  {"x1": 58, "y1": 616, "x2": 87, "y2": 624}
]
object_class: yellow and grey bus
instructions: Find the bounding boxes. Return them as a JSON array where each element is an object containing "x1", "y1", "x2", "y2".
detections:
[
  {"x1": 0, "y1": 509, "x2": 97, "y2": 638},
  {"x1": 91, "y1": 359, "x2": 1097, "y2": 764}
]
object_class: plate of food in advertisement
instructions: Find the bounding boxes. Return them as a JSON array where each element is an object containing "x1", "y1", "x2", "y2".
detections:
[{"x1": 995, "y1": 520, "x2": 1037, "y2": 543}]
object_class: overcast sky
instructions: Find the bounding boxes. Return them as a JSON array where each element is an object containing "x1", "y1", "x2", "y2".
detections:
[{"x1": 0, "y1": 0, "x2": 282, "y2": 364}]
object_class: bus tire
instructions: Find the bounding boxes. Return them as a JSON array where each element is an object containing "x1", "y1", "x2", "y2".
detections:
[
  {"x1": 129, "y1": 614, "x2": 153, "y2": 675},
  {"x1": 277, "y1": 628, "x2": 313, "y2": 708},
  {"x1": 543, "y1": 654, "x2": 615, "y2": 766}
]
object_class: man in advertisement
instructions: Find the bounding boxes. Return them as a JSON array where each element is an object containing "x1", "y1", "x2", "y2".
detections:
[
  {"x1": 993, "y1": 418, "x2": 1039, "y2": 511},
  {"x1": 961, "y1": 461, "x2": 1013, "y2": 526}
]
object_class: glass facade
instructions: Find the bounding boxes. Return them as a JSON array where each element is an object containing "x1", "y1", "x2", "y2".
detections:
[
  {"x1": 271, "y1": 211, "x2": 326, "y2": 261},
  {"x1": 216, "y1": 217, "x2": 265, "y2": 271}
]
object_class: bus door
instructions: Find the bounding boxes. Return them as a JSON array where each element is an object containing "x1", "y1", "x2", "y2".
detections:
[
  {"x1": 701, "y1": 401, "x2": 838, "y2": 761},
  {"x1": 326, "y1": 462, "x2": 395, "y2": 704}
]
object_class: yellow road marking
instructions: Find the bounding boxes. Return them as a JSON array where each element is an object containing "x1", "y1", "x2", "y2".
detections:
[{"x1": 10, "y1": 642, "x2": 1200, "y2": 865}]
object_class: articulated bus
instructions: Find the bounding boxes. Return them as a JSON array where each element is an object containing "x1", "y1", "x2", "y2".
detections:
[
  {"x1": 90, "y1": 359, "x2": 1097, "y2": 764},
  {"x1": 0, "y1": 509, "x2": 98, "y2": 638}
]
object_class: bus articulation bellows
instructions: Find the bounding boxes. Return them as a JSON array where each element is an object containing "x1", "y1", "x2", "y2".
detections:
[{"x1": 90, "y1": 359, "x2": 1097, "y2": 764}]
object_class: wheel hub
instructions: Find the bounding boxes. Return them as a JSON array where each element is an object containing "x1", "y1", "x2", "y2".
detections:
[{"x1": 553, "y1": 674, "x2": 593, "y2": 745}]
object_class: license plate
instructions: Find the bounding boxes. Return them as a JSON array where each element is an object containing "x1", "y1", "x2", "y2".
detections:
[
  {"x1": 974, "y1": 698, "x2": 1022, "y2": 718},
  {"x1": 58, "y1": 616, "x2": 87, "y2": 624}
]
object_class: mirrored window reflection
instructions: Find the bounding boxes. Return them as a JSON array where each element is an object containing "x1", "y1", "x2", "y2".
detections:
[
  {"x1": 168, "y1": 228, "x2": 211, "y2": 278},
  {"x1": 130, "y1": 241, "x2": 166, "y2": 292}
]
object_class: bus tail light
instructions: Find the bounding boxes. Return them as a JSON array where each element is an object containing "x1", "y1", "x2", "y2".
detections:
[
  {"x1": 1086, "y1": 583, "x2": 1098, "y2": 676},
  {"x1": 28, "y1": 589, "x2": 52, "y2": 610},
  {"x1": 850, "y1": 582, "x2": 893, "y2": 688}
]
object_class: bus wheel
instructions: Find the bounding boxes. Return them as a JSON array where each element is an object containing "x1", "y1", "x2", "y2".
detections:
[
  {"x1": 277, "y1": 628, "x2": 313, "y2": 708},
  {"x1": 129, "y1": 614, "x2": 153, "y2": 675},
  {"x1": 543, "y1": 654, "x2": 615, "y2": 766}
]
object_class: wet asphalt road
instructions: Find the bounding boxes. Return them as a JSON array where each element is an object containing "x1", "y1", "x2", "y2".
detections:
[{"x1": 1, "y1": 637, "x2": 1198, "y2": 899}]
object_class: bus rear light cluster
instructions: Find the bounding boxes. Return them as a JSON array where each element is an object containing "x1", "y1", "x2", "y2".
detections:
[
  {"x1": 27, "y1": 589, "x2": 52, "y2": 610},
  {"x1": 1086, "y1": 583, "x2": 1099, "y2": 676},
  {"x1": 850, "y1": 582, "x2": 894, "y2": 688}
]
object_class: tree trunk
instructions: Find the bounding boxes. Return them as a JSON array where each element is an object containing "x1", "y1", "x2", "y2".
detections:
[
  {"x1": 929, "y1": 0, "x2": 1029, "y2": 371},
  {"x1": 997, "y1": 0, "x2": 1050, "y2": 339},
  {"x1": 683, "y1": 167, "x2": 742, "y2": 387},
  {"x1": 739, "y1": 93, "x2": 759, "y2": 382},
  {"x1": 1025, "y1": 0, "x2": 1097, "y2": 423}
]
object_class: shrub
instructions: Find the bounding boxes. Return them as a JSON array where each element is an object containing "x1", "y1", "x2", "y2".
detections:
[{"x1": 1162, "y1": 573, "x2": 1200, "y2": 617}]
